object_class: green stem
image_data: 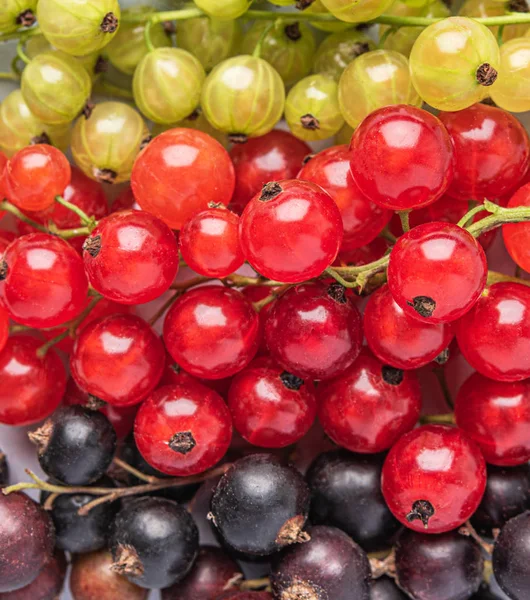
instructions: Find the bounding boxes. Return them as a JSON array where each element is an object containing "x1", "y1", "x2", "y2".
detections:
[
  {"x1": 0, "y1": 71, "x2": 19, "y2": 80},
  {"x1": 487, "y1": 270, "x2": 530, "y2": 287},
  {"x1": 497, "y1": 24, "x2": 505, "y2": 46},
  {"x1": 252, "y1": 20, "x2": 275, "y2": 58},
  {"x1": 55, "y1": 195, "x2": 94, "y2": 228},
  {"x1": 333, "y1": 253, "x2": 391, "y2": 277},
  {"x1": 16, "y1": 40, "x2": 31, "y2": 65},
  {"x1": 379, "y1": 227, "x2": 397, "y2": 244},
  {"x1": 36, "y1": 330, "x2": 69, "y2": 358},
  {"x1": 148, "y1": 290, "x2": 181, "y2": 326},
  {"x1": 457, "y1": 204, "x2": 488, "y2": 228},
  {"x1": 378, "y1": 26, "x2": 395, "y2": 49},
  {"x1": 398, "y1": 210, "x2": 411, "y2": 233},
  {"x1": 0, "y1": 200, "x2": 49, "y2": 233},
  {"x1": 466, "y1": 200, "x2": 530, "y2": 237},
  {"x1": 0, "y1": 26, "x2": 41, "y2": 43},
  {"x1": 253, "y1": 284, "x2": 292, "y2": 311},
  {"x1": 144, "y1": 18, "x2": 156, "y2": 53},
  {"x1": 420, "y1": 413, "x2": 455, "y2": 425}
]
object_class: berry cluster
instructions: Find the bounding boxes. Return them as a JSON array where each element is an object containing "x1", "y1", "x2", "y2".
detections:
[{"x1": 1, "y1": 2, "x2": 530, "y2": 600}]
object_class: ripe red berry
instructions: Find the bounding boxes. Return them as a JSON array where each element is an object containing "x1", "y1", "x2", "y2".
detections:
[
  {"x1": 0, "y1": 335, "x2": 66, "y2": 426},
  {"x1": 239, "y1": 180, "x2": 343, "y2": 283},
  {"x1": 135, "y1": 381, "x2": 232, "y2": 476},
  {"x1": 318, "y1": 350, "x2": 421, "y2": 453},
  {"x1": 503, "y1": 182, "x2": 530, "y2": 272},
  {"x1": 298, "y1": 145, "x2": 391, "y2": 251},
  {"x1": 83, "y1": 210, "x2": 179, "y2": 305},
  {"x1": 131, "y1": 128, "x2": 235, "y2": 230},
  {"x1": 264, "y1": 283, "x2": 362, "y2": 381},
  {"x1": 350, "y1": 105, "x2": 454, "y2": 211},
  {"x1": 455, "y1": 372, "x2": 530, "y2": 467},
  {"x1": 3, "y1": 145, "x2": 71, "y2": 211},
  {"x1": 179, "y1": 206, "x2": 244, "y2": 278},
  {"x1": 456, "y1": 282, "x2": 530, "y2": 382},
  {"x1": 0, "y1": 233, "x2": 88, "y2": 328},
  {"x1": 0, "y1": 306, "x2": 7, "y2": 354},
  {"x1": 364, "y1": 284, "x2": 454, "y2": 370},
  {"x1": 111, "y1": 185, "x2": 139, "y2": 214},
  {"x1": 382, "y1": 425, "x2": 487, "y2": 534},
  {"x1": 228, "y1": 357, "x2": 317, "y2": 448},
  {"x1": 163, "y1": 286, "x2": 260, "y2": 380},
  {"x1": 71, "y1": 314, "x2": 165, "y2": 407},
  {"x1": 0, "y1": 231, "x2": 16, "y2": 255},
  {"x1": 387, "y1": 222, "x2": 487, "y2": 324},
  {"x1": 439, "y1": 103, "x2": 530, "y2": 202},
  {"x1": 229, "y1": 129, "x2": 310, "y2": 214}
]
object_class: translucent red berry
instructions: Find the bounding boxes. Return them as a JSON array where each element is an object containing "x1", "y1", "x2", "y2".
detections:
[
  {"x1": 298, "y1": 145, "x2": 391, "y2": 251},
  {"x1": 71, "y1": 314, "x2": 165, "y2": 407},
  {"x1": 131, "y1": 128, "x2": 235, "y2": 230},
  {"x1": 0, "y1": 233, "x2": 89, "y2": 328},
  {"x1": 503, "y1": 182, "x2": 530, "y2": 272},
  {"x1": 387, "y1": 222, "x2": 487, "y2": 324},
  {"x1": 264, "y1": 283, "x2": 362, "y2": 381},
  {"x1": 163, "y1": 286, "x2": 260, "y2": 380},
  {"x1": 382, "y1": 425, "x2": 487, "y2": 534},
  {"x1": 350, "y1": 105, "x2": 454, "y2": 211},
  {"x1": 240, "y1": 180, "x2": 343, "y2": 283},
  {"x1": 456, "y1": 282, "x2": 530, "y2": 382},
  {"x1": 0, "y1": 306, "x2": 7, "y2": 354},
  {"x1": 0, "y1": 335, "x2": 66, "y2": 426},
  {"x1": 83, "y1": 210, "x2": 179, "y2": 305},
  {"x1": 135, "y1": 381, "x2": 232, "y2": 476}
]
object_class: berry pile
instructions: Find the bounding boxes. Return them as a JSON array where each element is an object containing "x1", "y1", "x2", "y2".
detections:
[{"x1": 1, "y1": 1, "x2": 530, "y2": 600}]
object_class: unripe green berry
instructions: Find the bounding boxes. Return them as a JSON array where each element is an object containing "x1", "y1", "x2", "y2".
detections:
[{"x1": 0, "y1": 0, "x2": 37, "y2": 34}]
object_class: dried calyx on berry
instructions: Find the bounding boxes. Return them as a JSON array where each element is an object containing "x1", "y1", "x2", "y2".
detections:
[
  {"x1": 229, "y1": 134, "x2": 248, "y2": 144},
  {"x1": 300, "y1": 114, "x2": 320, "y2": 130},
  {"x1": 408, "y1": 296, "x2": 436, "y2": 318},
  {"x1": 260, "y1": 182, "x2": 283, "y2": 202},
  {"x1": 280, "y1": 371, "x2": 305, "y2": 391},
  {"x1": 83, "y1": 234, "x2": 102, "y2": 258},
  {"x1": 284, "y1": 22, "x2": 302, "y2": 41},
  {"x1": 327, "y1": 283, "x2": 347, "y2": 304},
  {"x1": 406, "y1": 499, "x2": 435, "y2": 528},
  {"x1": 168, "y1": 431, "x2": 197, "y2": 455},
  {"x1": 93, "y1": 168, "x2": 118, "y2": 184},
  {"x1": 476, "y1": 63, "x2": 498, "y2": 87},
  {"x1": 16, "y1": 9, "x2": 36, "y2": 27},
  {"x1": 100, "y1": 12, "x2": 119, "y2": 33},
  {"x1": 382, "y1": 366, "x2": 404, "y2": 386}
]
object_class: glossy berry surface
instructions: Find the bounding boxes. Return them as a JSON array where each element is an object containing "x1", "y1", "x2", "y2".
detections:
[
  {"x1": 439, "y1": 104, "x2": 530, "y2": 202},
  {"x1": 239, "y1": 180, "x2": 343, "y2": 283},
  {"x1": 0, "y1": 335, "x2": 66, "y2": 426},
  {"x1": 134, "y1": 381, "x2": 232, "y2": 476},
  {"x1": 319, "y1": 350, "x2": 421, "y2": 453},
  {"x1": 264, "y1": 283, "x2": 362, "y2": 381},
  {"x1": 3, "y1": 145, "x2": 71, "y2": 211},
  {"x1": 210, "y1": 454, "x2": 310, "y2": 556},
  {"x1": 110, "y1": 496, "x2": 199, "y2": 589},
  {"x1": 179, "y1": 207, "x2": 244, "y2": 278},
  {"x1": 32, "y1": 406, "x2": 117, "y2": 486},
  {"x1": 131, "y1": 128, "x2": 235, "y2": 230},
  {"x1": 163, "y1": 286, "x2": 260, "y2": 380},
  {"x1": 306, "y1": 450, "x2": 401, "y2": 552},
  {"x1": 0, "y1": 233, "x2": 89, "y2": 328},
  {"x1": 229, "y1": 129, "x2": 310, "y2": 213},
  {"x1": 503, "y1": 182, "x2": 530, "y2": 272},
  {"x1": 370, "y1": 576, "x2": 408, "y2": 600},
  {"x1": 298, "y1": 145, "x2": 391, "y2": 251},
  {"x1": 270, "y1": 526, "x2": 371, "y2": 600},
  {"x1": 364, "y1": 284, "x2": 454, "y2": 370},
  {"x1": 71, "y1": 314, "x2": 165, "y2": 406},
  {"x1": 387, "y1": 222, "x2": 487, "y2": 323},
  {"x1": 382, "y1": 425, "x2": 487, "y2": 533},
  {"x1": 456, "y1": 282, "x2": 530, "y2": 382},
  {"x1": 394, "y1": 529, "x2": 484, "y2": 600},
  {"x1": 455, "y1": 372, "x2": 530, "y2": 466},
  {"x1": 0, "y1": 306, "x2": 8, "y2": 354},
  {"x1": 228, "y1": 358, "x2": 317, "y2": 448},
  {"x1": 349, "y1": 105, "x2": 454, "y2": 211},
  {"x1": 0, "y1": 492, "x2": 55, "y2": 593},
  {"x1": 492, "y1": 511, "x2": 530, "y2": 600},
  {"x1": 83, "y1": 210, "x2": 179, "y2": 305}
]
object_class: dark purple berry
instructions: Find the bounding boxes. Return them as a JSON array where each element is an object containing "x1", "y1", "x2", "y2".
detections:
[
  {"x1": 371, "y1": 576, "x2": 408, "y2": 600},
  {"x1": 215, "y1": 593, "x2": 273, "y2": 600},
  {"x1": 493, "y1": 511, "x2": 530, "y2": 600}
]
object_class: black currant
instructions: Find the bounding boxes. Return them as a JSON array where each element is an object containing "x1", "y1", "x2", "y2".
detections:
[
  {"x1": 306, "y1": 450, "x2": 401, "y2": 551},
  {"x1": 471, "y1": 464, "x2": 530, "y2": 537},
  {"x1": 110, "y1": 496, "x2": 199, "y2": 589},
  {"x1": 30, "y1": 406, "x2": 117, "y2": 485},
  {"x1": 394, "y1": 529, "x2": 484, "y2": 599},
  {"x1": 0, "y1": 449, "x2": 8, "y2": 487},
  {"x1": 270, "y1": 525, "x2": 371, "y2": 600},
  {"x1": 371, "y1": 576, "x2": 408, "y2": 600},
  {"x1": 492, "y1": 511, "x2": 530, "y2": 600},
  {"x1": 210, "y1": 454, "x2": 311, "y2": 556},
  {"x1": 40, "y1": 476, "x2": 119, "y2": 554},
  {"x1": 215, "y1": 593, "x2": 273, "y2": 600}
]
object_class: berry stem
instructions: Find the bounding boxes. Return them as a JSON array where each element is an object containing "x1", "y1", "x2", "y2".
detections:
[
  {"x1": 253, "y1": 284, "x2": 293, "y2": 311},
  {"x1": 456, "y1": 204, "x2": 489, "y2": 228},
  {"x1": 252, "y1": 20, "x2": 276, "y2": 58},
  {"x1": 398, "y1": 210, "x2": 411, "y2": 233},
  {"x1": 55, "y1": 195, "x2": 96, "y2": 229},
  {"x1": 0, "y1": 26, "x2": 41, "y2": 43},
  {"x1": 35, "y1": 330, "x2": 69, "y2": 359},
  {"x1": 487, "y1": 270, "x2": 530, "y2": 287},
  {"x1": 240, "y1": 577, "x2": 271, "y2": 591},
  {"x1": 144, "y1": 18, "x2": 156, "y2": 53},
  {"x1": 458, "y1": 521, "x2": 494, "y2": 556},
  {"x1": 379, "y1": 227, "x2": 397, "y2": 244},
  {"x1": 148, "y1": 290, "x2": 182, "y2": 326},
  {"x1": 15, "y1": 40, "x2": 30, "y2": 65},
  {"x1": 0, "y1": 71, "x2": 19, "y2": 80},
  {"x1": 112, "y1": 457, "x2": 162, "y2": 484},
  {"x1": 433, "y1": 366, "x2": 454, "y2": 409},
  {"x1": 420, "y1": 413, "x2": 455, "y2": 425},
  {"x1": 466, "y1": 200, "x2": 530, "y2": 236}
]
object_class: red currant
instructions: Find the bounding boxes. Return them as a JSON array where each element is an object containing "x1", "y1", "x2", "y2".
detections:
[
  {"x1": 179, "y1": 206, "x2": 244, "y2": 278},
  {"x1": 163, "y1": 286, "x2": 260, "y2": 380},
  {"x1": 350, "y1": 105, "x2": 454, "y2": 211},
  {"x1": 229, "y1": 130, "x2": 310, "y2": 214},
  {"x1": 0, "y1": 150, "x2": 7, "y2": 220},
  {"x1": 134, "y1": 381, "x2": 232, "y2": 476},
  {"x1": 387, "y1": 222, "x2": 487, "y2": 323},
  {"x1": 0, "y1": 335, "x2": 66, "y2": 426},
  {"x1": 455, "y1": 372, "x2": 530, "y2": 467},
  {"x1": 264, "y1": 283, "x2": 362, "y2": 381},
  {"x1": 439, "y1": 104, "x2": 530, "y2": 202},
  {"x1": 456, "y1": 282, "x2": 530, "y2": 382},
  {"x1": 336, "y1": 237, "x2": 391, "y2": 268},
  {"x1": 228, "y1": 357, "x2": 317, "y2": 448},
  {"x1": 3, "y1": 145, "x2": 71, "y2": 211},
  {"x1": 71, "y1": 314, "x2": 165, "y2": 407},
  {"x1": 0, "y1": 231, "x2": 16, "y2": 255},
  {"x1": 503, "y1": 182, "x2": 530, "y2": 273},
  {"x1": 298, "y1": 145, "x2": 391, "y2": 251},
  {"x1": 318, "y1": 350, "x2": 421, "y2": 453},
  {"x1": 0, "y1": 233, "x2": 89, "y2": 328},
  {"x1": 364, "y1": 284, "x2": 455, "y2": 370},
  {"x1": 83, "y1": 210, "x2": 179, "y2": 305},
  {"x1": 382, "y1": 425, "x2": 487, "y2": 534},
  {"x1": 131, "y1": 128, "x2": 235, "y2": 230},
  {"x1": 240, "y1": 180, "x2": 343, "y2": 283},
  {"x1": 0, "y1": 306, "x2": 7, "y2": 354},
  {"x1": 111, "y1": 185, "x2": 139, "y2": 213}
]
